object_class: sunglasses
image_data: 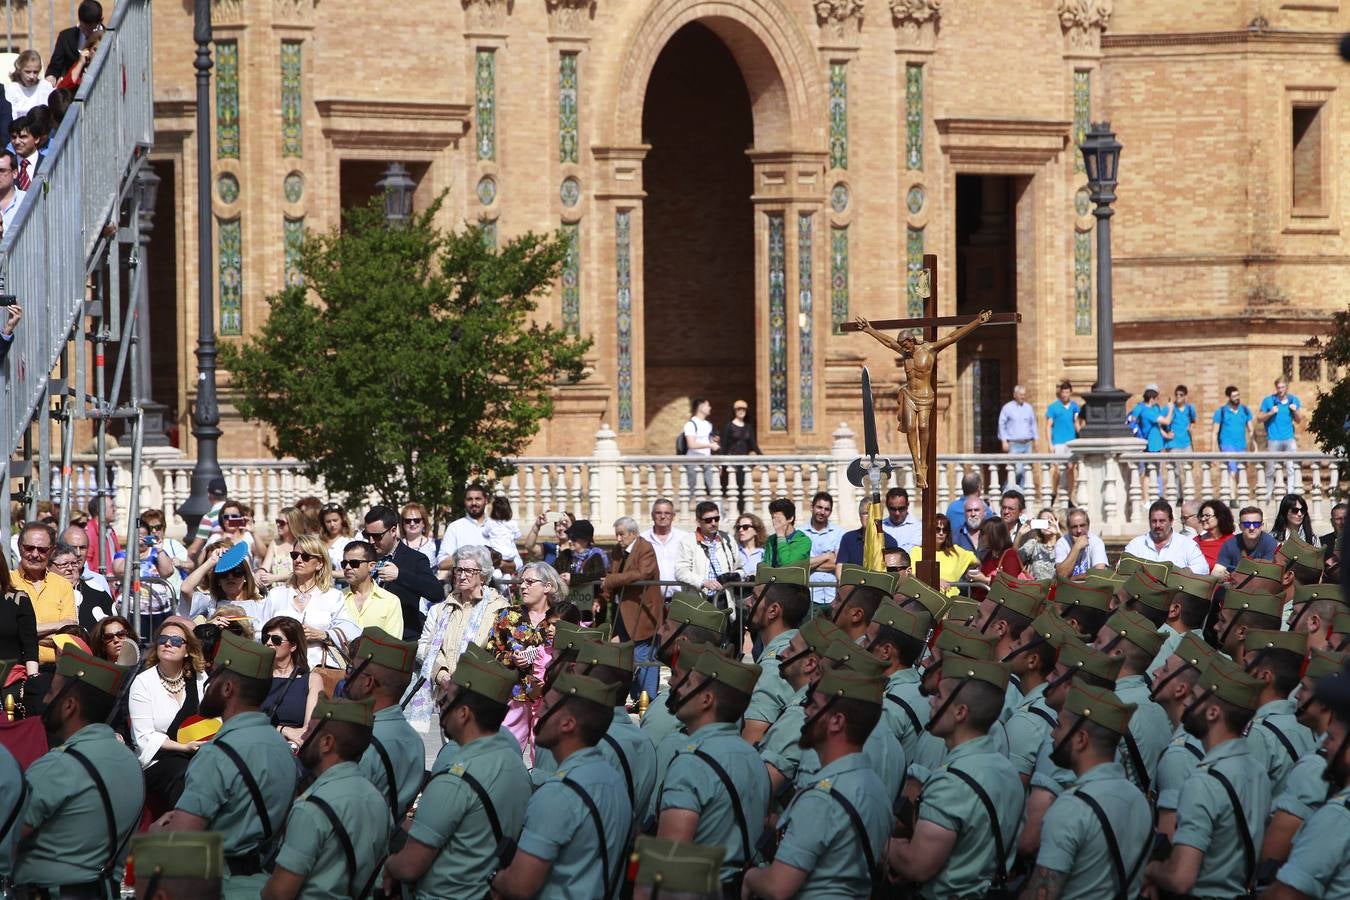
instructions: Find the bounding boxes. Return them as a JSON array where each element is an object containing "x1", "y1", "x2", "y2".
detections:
[
  {"x1": 20, "y1": 544, "x2": 51, "y2": 555},
  {"x1": 701, "y1": 516, "x2": 721, "y2": 524},
  {"x1": 363, "y1": 529, "x2": 390, "y2": 541},
  {"x1": 219, "y1": 567, "x2": 247, "y2": 579},
  {"x1": 1240, "y1": 521, "x2": 1263, "y2": 530},
  {"x1": 156, "y1": 634, "x2": 187, "y2": 648},
  {"x1": 736, "y1": 523, "x2": 755, "y2": 531},
  {"x1": 275, "y1": 519, "x2": 288, "y2": 526},
  {"x1": 322, "y1": 504, "x2": 343, "y2": 513},
  {"x1": 340, "y1": 559, "x2": 369, "y2": 569},
  {"x1": 402, "y1": 517, "x2": 423, "y2": 525},
  {"x1": 290, "y1": 551, "x2": 323, "y2": 562},
  {"x1": 263, "y1": 634, "x2": 287, "y2": 646},
  {"x1": 103, "y1": 630, "x2": 127, "y2": 642}
]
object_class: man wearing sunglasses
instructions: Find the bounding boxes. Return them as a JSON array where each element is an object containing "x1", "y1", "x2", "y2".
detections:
[
  {"x1": 11, "y1": 521, "x2": 77, "y2": 668},
  {"x1": 361, "y1": 506, "x2": 443, "y2": 641},
  {"x1": 673, "y1": 501, "x2": 739, "y2": 599},
  {"x1": 339, "y1": 542, "x2": 404, "y2": 638},
  {"x1": 1211, "y1": 507, "x2": 1278, "y2": 580}
]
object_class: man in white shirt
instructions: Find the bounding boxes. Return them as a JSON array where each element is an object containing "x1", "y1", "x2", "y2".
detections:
[
  {"x1": 1121, "y1": 499, "x2": 1208, "y2": 574},
  {"x1": 881, "y1": 486, "x2": 922, "y2": 553},
  {"x1": 674, "y1": 501, "x2": 739, "y2": 597},
  {"x1": 682, "y1": 397, "x2": 719, "y2": 498},
  {"x1": 639, "y1": 497, "x2": 688, "y2": 599},
  {"x1": 435, "y1": 482, "x2": 490, "y2": 572},
  {"x1": 0, "y1": 152, "x2": 25, "y2": 235},
  {"x1": 802, "y1": 491, "x2": 843, "y2": 606},
  {"x1": 1054, "y1": 508, "x2": 1109, "y2": 579}
]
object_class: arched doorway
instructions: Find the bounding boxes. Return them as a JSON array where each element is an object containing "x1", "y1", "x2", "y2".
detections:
[{"x1": 640, "y1": 22, "x2": 755, "y2": 452}]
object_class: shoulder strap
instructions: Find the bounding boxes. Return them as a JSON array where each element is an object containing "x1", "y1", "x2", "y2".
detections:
[
  {"x1": 1261, "y1": 719, "x2": 1300, "y2": 762},
  {"x1": 691, "y1": 748, "x2": 753, "y2": 869},
  {"x1": 885, "y1": 692, "x2": 923, "y2": 737},
  {"x1": 1120, "y1": 730, "x2": 1153, "y2": 796},
  {"x1": 306, "y1": 795, "x2": 361, "y2": 898},
  {"x1": 947, "y1": 767, "x2": 1007, "y2": 887},
  {"x1": 1183, "y1": 741, "x2": 1203, "y2": 760},
  {"x1": 450, "y1": 769, "x2": 505, "y2": 844},
  {"x1": 212, "y1": 739, "x2": 273, "y2": 842},
  {"x1": 600, "y1": 732, "x2": 636, "y2": 811},
  {"x1": 1207, "y1": 768, "x2": 1256, "y2": 893},
  {"x1": 369, "y1": 735, "x2": 401, "y2": 821},
  {"x1": 560, "y1": 776, "x2": 617, "y2": 900},
  {"x1": 1029, "y1": 706, "x2": 1056, "y2": 728},
  {"x1": 1069, "y1": 789, "x2": 1128, "y2": 900},
  {"x1": 65, "y1": 746, "x2": 135, "y2": 880},
  {"x1": 0, "y1": 778, "x2": 27, "y2": 846},
  {"x1": 824, "y1": 786, "x2": 880, "y2": 896}
]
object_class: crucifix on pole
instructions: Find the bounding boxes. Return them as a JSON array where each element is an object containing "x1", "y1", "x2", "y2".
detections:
[{"x1": 841, "y1": 253, "x2": 1021, "y2": 589}]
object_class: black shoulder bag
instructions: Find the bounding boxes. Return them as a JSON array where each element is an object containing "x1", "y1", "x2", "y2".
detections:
[
  {"x1": 560, "y1": 777, "x2": 619, "y2": 900},
  {"x1": 948, "y1": 767, "x2": 1013, "y2": 900},
  {"x1": 307, "y1": 795, "x2": 381, "y2": 900},
  {"x1": 824, "y1": 787, "x2": 882, "y2": 899},
  {"x1": 1207, "y1": 768, "x2": 1257, "y2": 899}
]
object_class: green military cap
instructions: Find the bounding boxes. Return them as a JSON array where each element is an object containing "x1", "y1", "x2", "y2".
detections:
[
  {"x1": 1103, "y1": 608, "x2": 1166, "y2": 657},
  {"x1": 1030, "y1": 609, "x2": 1079, "y2": 649},
  {"x1": 1235, "y1": 557, "x2": 1284, "y2": 584},
  {"x1": 574, "y1": 639, "x2": 636, "y2": 674},
  {"x1": 1279, "y1": 536, "x2": 1325, "y2": 573},
  {"x1": 1116, "y1": 554, "x2": 1172, "y2": 581},
  {"x1": 1053, "y1": 580, "x2": 1114, "y2": 613},
  {"x1": 312, "y1": 692, "x2": 375, "y2": 728},
  {"x1": 350, "y1": 626, "x2": 417, "y2": 674},
  {"x1": 754, "y1": 564, "x2": 810, "y2": 586},
  {"x1": 947, "y1": 600, "x2": 981, "y2": 625},
  {"x1": 814, "y1": 667, "x2": 885, "y2": 706},
  {"x1": 798, "y1": 617, "x2": 846, "y2": 656},
  {"x1": 1305, "y1": 649, "x2": 1347, "y2": 681},
  {"x1": 988, "y1": 579, "x2": 1043, "y2": 620},
  {"x1": 1196, "y1": 657, "x2": 1263, "y2": 711},
  {"x1": 129, "y1": 831, "x2": 224, "y2": 883},
  {"x1": 822, "y1": 639, "x2": 888, "y2": 677},
  {"x1": 1063, "y1": 683, "x2": 1137, "y2": 736},
  {"x1": 631, "y1": 836, "x2": 724, "y2": 894},
  {"x1": 839, "y1": 564, "x2": 897, "y2": 594},
  {"x1": 893, "y1": 575, "x2": 950, "y2": 620},
  {"x1": 452, "y1": 650, "x2": 518, "y2": 705},
  {"x1": 1291, "y1": 583, "x2": 1346, "y2": 607},
  {"x1": 1243, "y1": 628, "x2": 1307, "y2": 658},
  {"x1": 551, "y1": 671, "x2": 622, "y2": 709},
  {"x1": 673, "y1": 640, "x2": 717, "y2": 672},
  {"x1": 940, "y1": 655, "x2": 1011, "y2": 692},
  {"x1": 1083, "y1": 571, "x2": 1126, "y2": 590},
  {"x1": 1059, "y1": 638, "x2": 1125, "y2": 684},
  {"x1": 691, "y1": 652, "x2": 761, "y2": 696},
  {"x1": 1172, "y1": 632, "x2": 1216, "y2": 669},
  {"x1": 1334, "y1": 611, "x2": 1350, "y2": 637},
  {"x1": 934, "y1": 622, "x2": 997, "y2": 661},
  {"x1": 55, "y1": 645, "x2": 128, "y2": 697},
  {"x1": 669, "y1": 594, "x2": 729, "y2": 632},
  {"x1": 873, "y1": 600, "x2": 930, "y2": 642},
  {"x1": 1223, "y1": 588, "x2": 1285, "y2": 621},
  {"x1": 1167, "y1": 569, "x2": 1221, "y2": 601},
  {"x1": 1116, "y1": 571, "x2": 1176, "y2": 615},
  {"x1": 212, "y1": 630, "x2": 274, "y2": 681},
  {"x1": 993, "y1": 570, "x2": 1051, "y2": 601},
  {"x1": 550, "y1": 621, "x2": 606, "y2": 654}
]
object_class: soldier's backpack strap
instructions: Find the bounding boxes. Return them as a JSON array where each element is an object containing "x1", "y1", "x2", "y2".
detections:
[
  {"x1": 1120, "y1": 730, "x2": 1153, "y2": 796},
  {"x1": 1182, "y1": 742, "x2": 1203, "y2": 760},
  {"x1": 1207, "y1": 768, "x2": 1256, "y2": 898},
  {"x1": 212, "y1": 739, "x2": 273, "y2": 843},
  {"x1": 368, "y1": 735, "x2": 401, "y2": 821},
  {"x1": 1029, "y1": 706, "x2": 1057, "y2": 728},
  {"x1": 560, "y1": 777, "x2": 618, "y2": 900},
  {"x1": 947, "y1": 767, "x2": 1008, "y2": 893},
  {"x1": 884, "y1": 692, "x2": 923, "y2": 736},
  {"x1": 307, "y1": 794, "x2": 381, "y2": 900},
  {"x1": 65, "y1": 747, "x2": 139, "y2": 883},
  {"x1": 439, "y1": 768, "x2": 505, "y2": 845},
  {"x1": 600, "y1": 733, "x2": 636, "y2": 811},
  {"x1": 1261, "y1": 719, "x2": 1300, "y2": 762},
  {"x1": 1069, "y1": 789, "x2": 1128, "y2": 900},
  {"x1": 822, "y1": 785, "x2": 881, "y2": 899},
  {"x1": 691, "y1": 748, "x2": 753, "y2": 870}
]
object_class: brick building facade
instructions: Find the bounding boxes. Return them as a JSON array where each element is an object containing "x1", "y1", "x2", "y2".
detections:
[{"x1": 134, "y1": 0, "x2": 1346, "y2": 459}]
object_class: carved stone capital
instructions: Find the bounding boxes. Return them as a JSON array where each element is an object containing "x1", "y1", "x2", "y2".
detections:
[
  {"x1": 546, "y1": 0, "x2": 596, "y2": 33},
  {"x1": 463, "y1": 0, "x2": 512, "y2": 32},
  {"x1": 890, "y1": 0, "x2": 941, "y2": 51},
  {"x1": 212, "y1": 0, "x2": 244, "y2": 26},
  {"x1": 814, "y1": 0, "x2": 864, "y2": 41},
  {"x1": 273, "y1": 0, "x2": 319, "y2": 27},
  {"x1": 1058, "y1": 0, "x2": 1112, "y2": 55}
]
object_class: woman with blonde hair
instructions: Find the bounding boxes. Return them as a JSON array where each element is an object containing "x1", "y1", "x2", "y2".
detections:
[
  {"x1": 257, "y1": 533, "x2": 357, "y2": 667},
  {"x1": 128, "y1": 617, "x2": 208, "y2": 812},
  {"x1": 399, "y1": 501, "x2": 437, "y2": 568},
  {"x1": 1016, "y1": 508, "x2": 1062, "y2": 581},
  {"x1": 5, "y1": 50, "x2": 52, "y2": 116},
  {"x1": 179, "y1": 539, "x2": 264, "y2": 623},
  {"x1": 259, "y1": 505, "x2": 305, "y2": 587}
]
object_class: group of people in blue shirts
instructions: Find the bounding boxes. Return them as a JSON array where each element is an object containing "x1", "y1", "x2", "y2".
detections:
[{"x1": 1129, "y1": 379, "x2": 1302, "y2": 455}]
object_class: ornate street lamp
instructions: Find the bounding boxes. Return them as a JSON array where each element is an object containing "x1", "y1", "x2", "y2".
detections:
[
  {"x1": 1078, "y1": 122, "x2": 1131, "y2": 438},
  {"x1": 376, "y1": 163, "x2": 415, "y2": 227}
]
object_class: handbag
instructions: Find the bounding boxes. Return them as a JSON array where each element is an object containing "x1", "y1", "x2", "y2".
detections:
[{"x1": 313, "y1": 640, "x2": 349, "y2": 696}]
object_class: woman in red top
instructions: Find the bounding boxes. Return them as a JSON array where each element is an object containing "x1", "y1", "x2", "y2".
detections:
[
  {"x1": 968, "y1": 517, "x2": 1022, "y2": 601},
  {"x1": 55, "y1": 29, "x2": 103, "y2": 91},
  {"x1": 1194, "y1": 499, "x2": 1235, "y2": 572}
]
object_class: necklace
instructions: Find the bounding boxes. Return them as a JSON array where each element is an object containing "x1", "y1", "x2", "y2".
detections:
[{"x1": 157, "y1": 665, "x2": 185, "y2": 694}]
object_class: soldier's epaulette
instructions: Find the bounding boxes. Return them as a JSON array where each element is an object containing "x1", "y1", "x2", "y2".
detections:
[
  {"x1": 813, "y1": 778, "x2": 833, "y2": 793},
  {"x1": 449, "y1": 762, "x2": 467, "y2": 776}
]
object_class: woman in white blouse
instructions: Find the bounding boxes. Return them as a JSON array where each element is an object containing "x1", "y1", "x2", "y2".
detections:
[
  {"x1": 5, "y1": 51, "x2": 53, "y2": 117},
  {"x1": 259, "y1": 533, "x2": 358, "y2": 667},
  {"x1": 128, "y1": 618, "x2": 209, "y2": 812}
]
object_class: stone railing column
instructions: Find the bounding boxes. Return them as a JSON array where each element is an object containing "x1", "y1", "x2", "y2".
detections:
[
  {"x1": 1068, "y1": 435, "x2": 1144, "y2": 540},
  {"x1": 831, "y1": 422, "x2": 859, "y2": 515},
  {"x1": 591, "y1": 423, "x2": 620, "y2": 533}
]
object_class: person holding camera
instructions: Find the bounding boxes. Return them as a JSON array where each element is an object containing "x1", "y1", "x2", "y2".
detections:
[
  {"x1": 674, "y1": 501, "x2": 740, "y2": 601},
  {"x1": 0, "y1": 298, "x2": 20, "y2": 367}
]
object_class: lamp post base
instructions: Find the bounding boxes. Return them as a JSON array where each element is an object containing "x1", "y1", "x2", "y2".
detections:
[
  {"x1": 140, "y1": 400, "x2": 172, "y2": 447},
  {"x1": 1080, "y1": 386, "x2": 1133, "y2": 440}
]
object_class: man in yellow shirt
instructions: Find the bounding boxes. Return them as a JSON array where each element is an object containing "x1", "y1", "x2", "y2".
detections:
[
  {"x1": 339, "y1": 540, "x2": 404, "y2": 636},
  {"x1": 12, "y1": 522, "x2": 77, "y2": 665}
]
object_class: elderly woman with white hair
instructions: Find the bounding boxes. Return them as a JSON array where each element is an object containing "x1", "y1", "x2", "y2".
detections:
[
  {"x1": 431, "y1": 544, "x2": 509, "y2": 695},
  {"x1": 484, "y1": 561, "x2": 566, "y2": 762}
]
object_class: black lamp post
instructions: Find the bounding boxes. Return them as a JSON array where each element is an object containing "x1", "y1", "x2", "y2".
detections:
[
  {"x1": 178, "y1": 0, "x2": 223, "y2": 534},
  {"x1": 375, "y1": 163, "x2": 415, "y2": 226},
  {"x1": 134, "y1": 166, "x2": 170, "y2": 447},
  {"x1": 1078, "y1": 121, "x2": 1132, "y2": 439}
]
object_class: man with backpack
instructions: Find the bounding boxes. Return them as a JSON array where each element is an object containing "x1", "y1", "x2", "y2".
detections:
[
  {"x1": 678, "y1": 398, "x2": 719, "y2": 499},
  {"x1": 1212, "y1": 385, "x2": 1254, "y2": 475}
]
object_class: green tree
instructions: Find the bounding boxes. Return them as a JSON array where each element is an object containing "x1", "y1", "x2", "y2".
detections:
[
  {"x1": 1306, "y1": 306, "x2": 1350, "y2": 469},
  {"x1": 221, "y1": 196, "x2": 591, "y2": 518}
]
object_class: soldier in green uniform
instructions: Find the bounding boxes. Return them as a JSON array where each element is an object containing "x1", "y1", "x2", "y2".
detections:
[
  {"x1": 629, "y1": 836, "x2": 723, "y2": 900},
  {"x1": 1287, "y1": 582, "x2": 1345, "y2": 652},
  {"x1": 128, "y1": 831, "x2": 225, "y2": 900},
  {"x1": 1001, "y1": 609, "x2": 1074, "y2": 783},
  {"x1": 262, "y1": 695, "x2": 392, "y2": 900},
  {"x1": 976, "y1": 581, "x2": 1046, "y2": 719},
  {"x1": 1261, "y1": 648, "x2": 1345, "y2": 873},
  {"x1": 755, "y1": 617, "x2": 844, "y2": 798},
  {"x1": 1213, "y1": 586, "x2": 1284, "y2": 658},
  {"x1": 1269, "y1": 663, "x2": 1350, "y2": 900},
  {"x1": 1113, "y1": 569, "x2": 1176, "y2": 627},
  {"x1": 492, "y1": 672, "x2": 632, "y2": 900},
  {"x1": 892, "y1": 573, "x2": 950, "y2": 621},
  {"x1": 0, "y1": 692, "x2": 24, "y2": 886},
  {"x1": 744, "y1": 669, "x2": 893, "y2": 900},
  {"x1": 427, "y1": 642, "x2": 523, "y2": 776},
  {"x1": 1052, "y1": 581, "x2": 1115, "y2": 648},
  {"x1": 1092, "y1": 607, "x2": 1171, "y2": 796},
  {"x1": 888, "y1": 657, "x2": 1025, "y2": 899},
  {"x1": 14, "y1": 645, "x2": 144, "y2": 899},
  {"x1": 344, "y1": 627, "x2": 425, "y2": 823},
  {"x1": 1242, "y1": 628, "x2": 1317, "y2": 794},
  {"x1": 1147, "y1": 631, "x2": 1213, "y2": 839},
  {"x1": 828, "y1": 565, "x2": 895, "y2": 644},
  {"x1": 864, "y1": 600, "x2": 931, "y2": 763},
  {"x1": 809, "y1": 638, "x2": 906, "y2": 799},
  {"x1": 1025, "y1": 682, "x2": 1152, "y2": 900},
  {"x1": 656, "y1": 652, "x2": 768, "y2": 889},
  {"x1": 1145, "y1": 656, "x2": 1272, "y2": 898},
  {"x1": 1152, "y1": 569, "x2": 1220, "y2": 672},
  {"x1": 384, "y1": 647, "x2": 529, "y2": 898},
  {"x1": 741, "y1": 565, "x2": 811, "y2": 745},
  {"x1": 642, "y1": 594, "x2": 729, "y2": 750},
  {"x1": 904, "y1": 621, "x2": 1000, "y2": 793},
  {"x1": 646, "y1": 642, "x2": 724, "y2": 824},
  {"x1": 157, "y1": 630, "x2": 297, "y2": 899}
]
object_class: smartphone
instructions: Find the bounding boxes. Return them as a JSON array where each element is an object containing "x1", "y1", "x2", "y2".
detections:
[
  {"x1": 1028, "y1": 518, "x2": 1051, "y2": 531},
  {"x1": 544, "y1": 511, "x2": 566, "y2": 526}
]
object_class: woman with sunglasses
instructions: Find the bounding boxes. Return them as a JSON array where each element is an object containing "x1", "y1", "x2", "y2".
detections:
[
  {"x1": 128, "y1": 617, "x2": 208, "y2": 812},
  {"x1": 1193, "y1": 500, "x2": 1236, "y2": 572},
  {"x1": 1272, "y1": 493, "x2": 1316, "y2": 544},
  {"x1": 908, "y1": 514, "x2": 979, "y2": 597},
  {"x1": 259, "y1": 505, "x2": 305, "y2": 588},
  {"x1": 319, "y1": 502, "x2": 356, "y2": 574},
  {"x1": 90, "y1": 615, "x2": 138, "y2": 663},
  {"x1": 399, "y1": 502, "x2": 437, "y2": 568},
  {"x1": 735, "y1": 513, "x2": 768, "y2": 573},
  {"x1": 179, "y1": 539, "x2": 265, "y2": 623},
  {"x1": 259, "y1": 615, "x2": 324, "y2": 745},
  {"x1": 258, "y1": 533, "x2": 358, "y2": 667}
]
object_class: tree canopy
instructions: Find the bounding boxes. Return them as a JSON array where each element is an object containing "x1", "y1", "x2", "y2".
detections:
[
  {"x1": 221, "y1": 196, "x2": 591, "y2": 518},
  {"x1": 1307, "y1": 305, "x2": 1350, "y2": 467}
]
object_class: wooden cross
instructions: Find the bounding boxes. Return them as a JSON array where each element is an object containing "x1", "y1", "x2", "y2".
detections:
[{"x1": 840, "y1": 253, "x2": 1021, "y2": 590}]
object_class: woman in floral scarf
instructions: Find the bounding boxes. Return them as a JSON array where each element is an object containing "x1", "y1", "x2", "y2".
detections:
[{"x1": 485, "y1": 562, "x2": 566, "y2": 763}]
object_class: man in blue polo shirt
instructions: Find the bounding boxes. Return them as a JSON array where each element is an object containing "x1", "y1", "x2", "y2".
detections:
[
  {"x1": 1164, "y1": 385, "x2": 1197, "y2": 451},
  {"x1": 1132, "y1": 386, "x2": 1168, "y2": 499},
  {"x1": 1258, "y1": 377, "x2": 1302, "y2": 494},
  {"x1": 1212, "y1": 506, "x2": 1278, "y2": 578},
  {"x1": 1044, "y1": 381, "x2": 1082, "y2": 506},
  {"x1": 1211, "y1": 385, "x2": 1253, "y2": 475}
]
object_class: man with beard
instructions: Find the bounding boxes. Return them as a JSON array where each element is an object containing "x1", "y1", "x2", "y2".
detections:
[
  {"x1": 904, "y1": 622, "x2": 1001, "y2": 794},
  {"x1": 1268, "y1": 659, "x2": 1350, "y2": 900},
  {"x1": 154, "y1": 631, "x2": 296, "y2": 898},
  {"x1": 755, "y1": 617, "x2": 846, "y2": 799},
  {"x1": 656, "y1": 652, "x2": 768, "y2": 890},
  {"x1": 743, "y1": 668, "x2": 892, "y2": 900},
  {"x1": 262, "y1": 695, "x2": 391, "y2": 900},
  {"x1": 384, "y1": 647, "x2": 529, "y2": 898},
  {"x1": 1147, "y1": 632, "x2": 1213, "y2": 839},
  {"x1": 1241, "y1": 629, "x2": 1317, "y2": 797},
  {"x1": 865, "y1": 600, "x2": 933, "y2": 763},
  {"x1": 887, "y1": 657, "x2": 1024, "y2": 899},
  {"x1": 808, "y1": 640, "x2": 906, "y2": 801},
  {"x1": 1144, "y1": 657, "x2": 1271, "y2": 898},
  {"x1": 491, "y1": 672, "x2": 631, "y2": 900},
  {"x1": 1024, "y1": 683, "x2": 1152, "y2": 900},
  {"x1": 12, "y1": 646, "x2": 144, "y2": 897},
  {"x1": 640, "y1": 593, "x2": 728, "y2": 750},
  {"x1": 1092, "y1": 608, "x2": 1170, "y2": 798},
  {"x1": 344, "y1": 627, "x2": 424, "y2": 827},
  {"x1": 1001, "y1": 608, "x2": 1074, "y2": 785},
  {"x1": 740, "y1": 566, "x2": 811, "y2": 745},
  {"x1": 1287, "y1": 583, "x2": 1346, "y2": 653},
  {"x1": 1259, "y1": 649, "x2": 1346, "y2": 875}
]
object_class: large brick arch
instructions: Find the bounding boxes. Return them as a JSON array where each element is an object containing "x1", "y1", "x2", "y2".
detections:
[{"x1": 599, "y1": 0, "x2": 825, "y2": 153}]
